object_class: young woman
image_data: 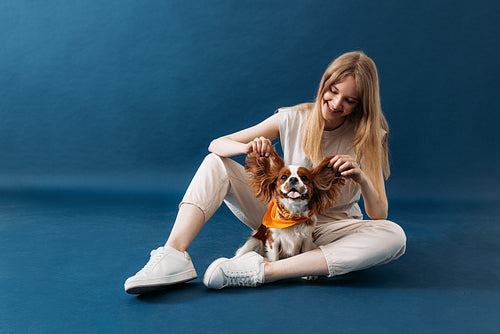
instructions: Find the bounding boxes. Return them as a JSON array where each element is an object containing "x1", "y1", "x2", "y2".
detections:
[{"x1": 124, "y1": 51, "x2": 406, "y2": 293}]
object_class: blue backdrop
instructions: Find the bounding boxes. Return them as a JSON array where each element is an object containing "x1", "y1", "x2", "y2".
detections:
[{"x1": 0, "y1": 0, "x2": 498, "y2": 199}]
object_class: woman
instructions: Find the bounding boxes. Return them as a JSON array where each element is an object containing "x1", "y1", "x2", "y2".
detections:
[{"x1": 124, "y1": 51, "x2": 406, "y2": 293}]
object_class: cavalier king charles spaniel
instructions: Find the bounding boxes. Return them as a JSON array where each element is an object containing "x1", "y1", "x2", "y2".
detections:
[{"x1": 235, "y1": 147, "x2": 345, "y2": 263}]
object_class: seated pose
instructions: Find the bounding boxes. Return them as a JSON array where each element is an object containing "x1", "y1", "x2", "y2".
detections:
[{"x1": 124, "y1": 51, "x2": 406, "y2": 294}]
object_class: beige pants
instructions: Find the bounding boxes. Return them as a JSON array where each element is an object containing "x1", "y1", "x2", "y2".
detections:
[{"x1": 181, "y1": 153, "x2": 406, "y2": 277}]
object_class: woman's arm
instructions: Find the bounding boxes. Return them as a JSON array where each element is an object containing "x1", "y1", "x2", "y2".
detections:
[
  {"x1": 208, "y1": 113, "x2": 280, "y2": 157},
  {"x1": 329, "y1": 155, "x2": 388, "y2": 220},
  {"x1": 357, "y1": 174, "x2": 388, "y2": 220}
]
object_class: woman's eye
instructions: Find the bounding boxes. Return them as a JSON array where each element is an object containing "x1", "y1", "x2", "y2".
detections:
[{"x1": 281, "y1": 175, "x2": 288, "y2": 181}]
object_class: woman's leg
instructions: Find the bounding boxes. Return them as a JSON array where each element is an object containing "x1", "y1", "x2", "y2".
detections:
[
  {"x1": 203, "y1": 249, "x2": 329, "y2": 289},
  {"x1": 203, "y1": 219, "x2": 406, "y2": 289},
  {"x1": 315, "y1": 219, "x2": 406, "y2": 277},
  {"x1": 264, "y1": 248, "x2": 329, "y2": 282},
  {"x1": 265, "y1": 219, "x2": 406, "y2": 281},
  {"x1": 166, "y1": 153, "x2": 266, "y2": 252},
  {"x1": 125, "y1": 153, "x2": 266, "y2": 294},
  {"x1": 165, "y1": 203, "x2": 205, "y2": 253},
  {"x1": 264, "y1": 218, "x2": 406, "y2": 281}
]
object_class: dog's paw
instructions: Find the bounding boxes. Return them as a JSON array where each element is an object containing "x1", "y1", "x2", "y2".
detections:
[{"x1": 301, "y1": 275, "x2": 318, "y2": 281}]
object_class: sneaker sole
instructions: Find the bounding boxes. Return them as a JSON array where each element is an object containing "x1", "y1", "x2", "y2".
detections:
[{"x1": 125, "y1": 269, "x2": 198, "y2": 295}]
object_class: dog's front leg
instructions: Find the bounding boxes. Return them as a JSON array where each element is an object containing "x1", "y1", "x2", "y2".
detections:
[
  {"x1": 235, "y1": 236, "x2": 264, "y2": 258},
  {"x1": 266, "y1": 240, "x2": 280, "y2": 262}
]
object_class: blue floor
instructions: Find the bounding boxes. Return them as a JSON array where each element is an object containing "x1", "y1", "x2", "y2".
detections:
[{"x1": 1, "y1": 189, "x2": 499, "y2": 333}]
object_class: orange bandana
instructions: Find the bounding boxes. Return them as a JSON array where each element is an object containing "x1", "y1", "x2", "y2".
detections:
[{"x1": 262, "y1": 198, "x2": 314, "y2": 229}]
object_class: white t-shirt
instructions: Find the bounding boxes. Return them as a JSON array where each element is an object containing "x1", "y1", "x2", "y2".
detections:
[{"x1": 278, "y1": 107, "x2": 363, "y2": 221}]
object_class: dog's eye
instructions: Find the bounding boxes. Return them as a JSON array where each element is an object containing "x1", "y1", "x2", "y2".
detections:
[
  {"x1": 300, "y1": 176, "x2": 309, "y2": 182},
  {"x1": 280, "y1": 175, "x2": 288, "y2": 181}
]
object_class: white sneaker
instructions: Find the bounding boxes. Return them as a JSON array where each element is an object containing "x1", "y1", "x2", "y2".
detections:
[
  {"x1": 124, "y1": 246, "x2": 198, "y2": 294},
  {"x1": 203, "y1": 252, "x2": 266, "y2": 289}
]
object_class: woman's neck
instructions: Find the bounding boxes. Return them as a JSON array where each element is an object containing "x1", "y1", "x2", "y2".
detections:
[{"x1": 324, "y1": 117, "x2": 346, "y2": 131}]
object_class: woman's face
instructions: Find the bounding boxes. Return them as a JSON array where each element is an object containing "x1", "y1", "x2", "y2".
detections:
[{"x1": 321, "y1": 75, "x2": 360, "y2": 130}]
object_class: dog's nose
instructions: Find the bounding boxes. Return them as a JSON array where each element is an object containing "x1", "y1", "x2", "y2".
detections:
[{"x1": 289, "y1": 177, "x2": 298, "y2": 185}]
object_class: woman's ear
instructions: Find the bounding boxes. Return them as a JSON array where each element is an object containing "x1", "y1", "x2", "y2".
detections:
[{"x1": 245, "y1": 146, "x2": 284, "y2": 203}]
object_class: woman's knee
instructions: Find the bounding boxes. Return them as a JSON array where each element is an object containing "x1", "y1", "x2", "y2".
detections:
[
  {"x1": 377, "y1": 220, "x2": 407, "y2": 256},
  {"x1": 201, "y1": 153, "x2": 226, "y2": 169},
  {"x1": 197, "y1": 153, "x2": 231, "y2": 177}
]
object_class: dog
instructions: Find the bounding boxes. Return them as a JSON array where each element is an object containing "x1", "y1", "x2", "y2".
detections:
[{"x1": 235, "y1": 147, "x2": 345, "y2": 264}]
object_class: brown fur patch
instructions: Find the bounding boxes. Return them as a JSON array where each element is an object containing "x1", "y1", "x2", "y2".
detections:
[
  {"x1": 252, "y1": 224, "x2": 268, "y2": 242},
  {"x1": 265, "y1": 229, "x2": 274, "y2": 249},
  {"x1": 245, "y1": 149, "x2": 284, "y2": 204},
  {"x1": 309, "y1": 156, "x2": 345, "y2": 214}
]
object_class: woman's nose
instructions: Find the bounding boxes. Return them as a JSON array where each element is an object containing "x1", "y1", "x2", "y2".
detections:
[{"x1": 331, "y1": 96, "x2": 342, "y2": 110}]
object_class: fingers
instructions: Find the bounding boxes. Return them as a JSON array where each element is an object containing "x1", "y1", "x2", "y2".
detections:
[
  {"x1": 328, "y1": 155, "x2": 359, "y2": 175},
  {"x1": 250, "y1": 137, "x2": 272, "y2": 157}
]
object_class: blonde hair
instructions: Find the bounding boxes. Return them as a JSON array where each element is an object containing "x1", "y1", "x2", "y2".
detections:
[{"x1": 301, "y1": 51, "x2": 390, "y2": 201}]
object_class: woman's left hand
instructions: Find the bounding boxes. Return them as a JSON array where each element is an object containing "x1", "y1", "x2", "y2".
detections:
[
  {"x1": 328, "y1": 155, "x2": 365, "y2": 184},
  {"x1": 329, "y1": 154, "x2": 388, "y2": 220}
]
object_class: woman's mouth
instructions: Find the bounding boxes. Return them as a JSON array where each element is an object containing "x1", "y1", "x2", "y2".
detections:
[{"x1": 327, "y1": 102, "x2": 342, "y2": 114}]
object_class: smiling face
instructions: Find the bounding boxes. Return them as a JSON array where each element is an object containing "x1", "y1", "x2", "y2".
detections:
[
  {"x1": 321, "y1": 75, "x2": 360, "y2": 130},
  {"x1": 277, "y1": 166, "x2": 314, "y2": 202}
]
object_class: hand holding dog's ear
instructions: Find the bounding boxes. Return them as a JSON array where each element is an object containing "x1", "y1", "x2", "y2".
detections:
[
  {"x1": 245, "y1": 145, "x2": 284, "y2": 175},
  {"x1": 328, "y1": 155, "x2": 365, "y2": 184},
  {"x1": 246, "y1": 136, "x2": 273, "y2": 157},
  {"x1": 245, "y1": 146, "x2": 284, "y2": 203},
  {"x1": 309, "y1": 156, "x2": 345, "y2": 213},
  {"x1": 312, "y1": 157, "x2": 345, "y2": 191}
]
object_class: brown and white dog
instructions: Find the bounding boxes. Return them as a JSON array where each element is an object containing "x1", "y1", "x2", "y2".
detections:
[{"x1": 235, "y1": 147, "x2": 345, "y2": 263}]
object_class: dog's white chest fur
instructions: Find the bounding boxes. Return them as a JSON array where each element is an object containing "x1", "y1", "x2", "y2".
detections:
[
  {"x1": 235, "y1": 212, "x2": 318, "y2": 262},
  {"x1": 267, "y1": 218, "x2": 316, "y2": 261}
]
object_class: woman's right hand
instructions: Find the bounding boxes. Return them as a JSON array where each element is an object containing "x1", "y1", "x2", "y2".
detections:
[
  {"x1": 245, "y1": 137, "x2": 273, "y2": 157},
  {"x1": 209, "y1": 113, "x2": 280, "y2": 158}
]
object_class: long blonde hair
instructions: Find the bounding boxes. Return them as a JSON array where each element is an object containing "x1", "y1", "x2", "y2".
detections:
[{"x1": 301, "y1": 51, "x2": 390, "y2": 201}]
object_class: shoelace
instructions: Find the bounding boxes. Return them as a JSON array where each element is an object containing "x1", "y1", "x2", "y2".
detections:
[
  {"x1": 139, "y1": 247, "x2": 165, "y2": 274},
  {"x1": 226, "y1": 271, "x2": 261, "y2": 287}
]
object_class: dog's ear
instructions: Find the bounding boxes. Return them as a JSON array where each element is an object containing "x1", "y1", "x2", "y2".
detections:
[
  {"x1": 309, "y1": 156, "x2": 345, "y2": 214},
  {"x1": 245, "y1": 146, "x2": 284, "y2": 203}
]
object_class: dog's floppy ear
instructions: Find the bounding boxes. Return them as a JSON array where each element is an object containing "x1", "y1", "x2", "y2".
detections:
[
  {"x1": 245, "y1": 146, "x2": 284, "y2": 203},
  {"x1": 309, "y1": 156, "x2": 345, "y2": 214}
]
